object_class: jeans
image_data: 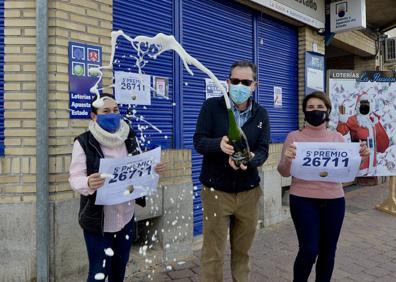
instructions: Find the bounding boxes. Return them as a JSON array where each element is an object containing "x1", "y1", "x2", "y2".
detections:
[
  {"x1": 290, "y1": 195, "x2": 345, "y2": 282},
  {"x1": 83, "y1": 218, "x2": 135, "y2": 282}
]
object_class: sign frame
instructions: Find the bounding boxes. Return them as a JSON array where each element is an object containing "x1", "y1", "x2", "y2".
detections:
[
  {"x1": 68, "y1": 41, "x2": 102, "y2": 119},
  {"x1": 330, "y1": 0, "x2": 366, "y2": 33},
  {"x1": 305, "y1": 51, "x2": 325, "y2": 95},
  {"x1": 250, "y1": 0, "x2": 325, "y2": 29}
]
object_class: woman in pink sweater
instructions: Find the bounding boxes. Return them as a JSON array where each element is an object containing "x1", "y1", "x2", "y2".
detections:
[{"x1": 277, "y1": 92, "x2": 369, "y2": 282}]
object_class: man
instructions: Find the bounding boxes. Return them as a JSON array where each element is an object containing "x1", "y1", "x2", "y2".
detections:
[
  {"x1": 337, "y1": 92, "x2": 389, "y2": 176},
  {"x1": 193, "y1": 61, "x2": 270, "y2": 282}
]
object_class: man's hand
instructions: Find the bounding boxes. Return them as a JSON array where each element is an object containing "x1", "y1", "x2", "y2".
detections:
[
  {"x1": 228, "y1": 152, "x2": 254, "y2": 171},
  {"x1": 284, "y1": 144, "x2": 297, "y2": 161},
  {"x1": 88, "y1": 173, "x2": 105, "y2": 190},
  {"x1": 228, "y1": 157, "x2": 240, "y2": 170},
  {"x1": 220, "y1": 136, "x2": 234, "y2": 155}
]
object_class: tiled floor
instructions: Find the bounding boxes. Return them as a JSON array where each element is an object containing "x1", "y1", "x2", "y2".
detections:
[{"x1": 129, "y1": 181, "x2": 396, "y2": 281}]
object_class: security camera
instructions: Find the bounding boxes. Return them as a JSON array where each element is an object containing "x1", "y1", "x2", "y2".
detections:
[{"x1": 317, "y1": 28, "x2": 325, "y2": 34}]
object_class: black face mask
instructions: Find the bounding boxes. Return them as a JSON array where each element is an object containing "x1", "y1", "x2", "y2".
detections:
[
  {"x1": 305, "y1": 110, "x2": 327, "y2": 127},
  {"x1": 359, "y1": 102, "x2": 370, "y2": 115}
]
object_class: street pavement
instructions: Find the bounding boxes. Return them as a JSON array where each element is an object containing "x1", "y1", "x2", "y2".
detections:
[{"x1": 128, "y1": 180, "x2": 396, "y2": 281}]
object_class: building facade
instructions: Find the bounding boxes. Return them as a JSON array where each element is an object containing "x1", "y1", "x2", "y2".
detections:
[{"x1": 0, "y1": 0, "x2": 379, "y2": 280}]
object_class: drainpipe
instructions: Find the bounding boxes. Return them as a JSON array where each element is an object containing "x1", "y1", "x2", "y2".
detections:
[{"x1": 36, "y1": 0, "x2": 49, "y2": 281}]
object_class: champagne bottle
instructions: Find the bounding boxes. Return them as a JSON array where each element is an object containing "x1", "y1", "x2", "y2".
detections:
[{"x1": 227, "y1": 109, "x2": 250, "y2": 166}]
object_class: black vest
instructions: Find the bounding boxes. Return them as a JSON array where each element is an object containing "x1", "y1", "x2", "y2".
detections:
[{"x1": 75, "y1": 130, "x2": 146, "y2": 233}]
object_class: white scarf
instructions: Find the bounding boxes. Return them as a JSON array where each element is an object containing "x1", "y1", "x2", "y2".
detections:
[
  {"x1": 357, "y1": 114, "x2": 373, "y2": 129},
  {"x1": 88, "y1": 119, "x2": 130, "y2": 148}
]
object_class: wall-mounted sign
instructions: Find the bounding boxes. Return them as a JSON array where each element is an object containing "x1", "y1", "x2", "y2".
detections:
[
  {"x1": 274, "y1": 86, "x2": 283, "y2": 108},
  {"x1": 305, "y1": 51, "x2": 325, "y2": 95},
  {"x1": 250, "y1": 0, "x2": 325, "y2": 29},
  {"x1": 153, "y1": 76, "x2": 169, "y2": 98},
  {"x1": 68, "y1": 42, "x2": 102, "y2": 119},
  {"x1": 114, "y1": 71, "x2": 151, "y2": 105},
  {"x1": 205, "y1": 78, "x2": 228, "y2": 100},
  {"x1": 330, "y1": 0, "x2": 366, "y2": 33}
]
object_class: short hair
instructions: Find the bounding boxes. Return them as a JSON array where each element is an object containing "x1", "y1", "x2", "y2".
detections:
[
  {"x1": 91, "y1": 93, "x2": 117, "y2": 114},
  {"x1": 302, "y1": 91, "x2": 332, "y2": 115},
  {"x1": 229, "y1": 61, "x2": 257, "y2": 81}
]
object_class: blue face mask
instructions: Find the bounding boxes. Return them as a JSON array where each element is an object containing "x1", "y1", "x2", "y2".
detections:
[
  {"x1": 229, "y1": 84, "x2": 251, "y2": 104},
  {"x1": 96, "y1": 113, "x2": 122, "y2": 133}
]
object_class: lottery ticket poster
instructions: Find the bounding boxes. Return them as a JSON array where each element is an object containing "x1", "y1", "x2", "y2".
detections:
[
  {"x1": 328, "y1": 70, "x2": 396, "y2": 176},
  {"x1": 95, "y1": 147, "x2": 161, "y2": 205},
  {"x1": 291, "y1": 142, "x2": 361, "y2": 183}
]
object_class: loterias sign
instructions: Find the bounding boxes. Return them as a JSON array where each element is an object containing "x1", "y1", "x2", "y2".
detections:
[{"x1": 250, "y1": 0, "x2": 325, "y2": 29}]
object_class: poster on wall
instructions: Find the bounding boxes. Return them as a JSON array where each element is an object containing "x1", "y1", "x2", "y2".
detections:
[
  {"x1": 305, "y1": 51, "x2": 325, "y2": 95},
  {"x1": 68, "y1": 42, "x2": 102, "y2": 119},
  {"x1": 114, "y1": 71, "x2": 151, "y2": 105},
  {"x1": 205, "y1": 78, "x2": 228, "y2": 99},
  {"x1": 274, "y1": 86, "x2": 283, "y2": 108},
  {"x1": 328, "y1": 70, "x2": 396, "y2": 176},
  {"x1": 153, "y1": 76, "x2": 169, "y2": 98}
]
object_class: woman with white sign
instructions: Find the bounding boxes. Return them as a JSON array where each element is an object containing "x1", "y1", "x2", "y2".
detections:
[
  {"x1": 69, "y1": 94, "x2": 166, "y2": 282},
  {"x1": 277, "y1": 92, "x2": 369, "y2": 282}
]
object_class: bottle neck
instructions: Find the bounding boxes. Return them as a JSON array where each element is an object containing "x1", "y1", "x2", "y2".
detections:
[{"x1": 228, "y1": 109, "x2": 241, "y2": 140}]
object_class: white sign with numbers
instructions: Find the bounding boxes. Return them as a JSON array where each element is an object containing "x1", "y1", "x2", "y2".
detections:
[
  {"x1": 114, "y1": 71, "x2": 151, "y2": 105},
  {"x1": 291, "y1": 142, "x2": 360, "y2": 183},
  {"x1": 95, "y1": 147, "x2": 161, "y2": 205}
]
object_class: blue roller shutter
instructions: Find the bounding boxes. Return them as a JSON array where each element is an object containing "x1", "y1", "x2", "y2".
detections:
[
  {"x1": 113, "y1": 0, "x2": 174, "y2": 149},
  {"x1": 0, "y1": 0, "x2": 4, "y2": 156},
  {"x1": 182, "y1": 0, "x2": 254, "y2": 235},
  {"x1": 257, "y1": 15, "x2": 298, "y2": 143},
  {"x1": 113, "y1": 0, "x2": 298, "y2": 237}
]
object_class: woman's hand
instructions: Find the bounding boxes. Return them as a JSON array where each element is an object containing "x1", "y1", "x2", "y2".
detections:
[
  {"x1": 284, "y1": 144, "x2": 297, "y2": 161},
  {"x1": 88, "y1": 173, "x2": 105, "y2": 191},
  {"x1": 220, "y1": 136, "x2": 234, "y2": 155},
  {"x1": 154, "y1": 161, "x2": 167, "y2": 176},
  {"x1": 359, "y1": 142, "x2": 370, "y2": 160}
]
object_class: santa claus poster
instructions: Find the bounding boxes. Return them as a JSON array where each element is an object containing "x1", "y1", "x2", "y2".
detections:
[{"x1": 328, "y1": 70, "x2": 396, "y2": 176}]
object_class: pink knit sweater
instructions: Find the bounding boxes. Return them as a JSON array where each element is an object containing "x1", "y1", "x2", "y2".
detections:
[{"x1": 277, "y1": 123, "x2": 345, "y2": 199}]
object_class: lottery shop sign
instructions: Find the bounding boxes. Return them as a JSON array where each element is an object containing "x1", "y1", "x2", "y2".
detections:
[{"x1": 68, "y1": 42, "x2": 102, "y2": 119}]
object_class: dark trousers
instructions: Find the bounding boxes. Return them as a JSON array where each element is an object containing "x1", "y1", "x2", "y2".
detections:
[
  {"x1": 290, "y1": 195, "x2": 345, "y2": 282},
  {"x1": 83, "y1": 218, "x2": 135, "y2": 282}
]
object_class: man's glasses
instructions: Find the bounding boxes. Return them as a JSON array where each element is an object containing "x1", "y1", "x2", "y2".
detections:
[{"x1": 229, "y1": 78, "x2": 254, "y2": 86}]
